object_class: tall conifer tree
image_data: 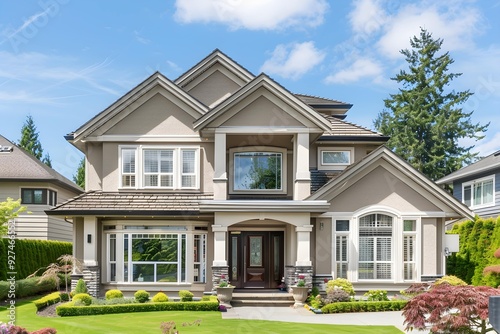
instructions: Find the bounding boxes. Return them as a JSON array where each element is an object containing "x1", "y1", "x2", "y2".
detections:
[
  {"x1": 374, "y1": 28, "x2": 488, "y2": 181},
  {"x1": 19, "y1": 115, "x2": 44, "y2": 160}
]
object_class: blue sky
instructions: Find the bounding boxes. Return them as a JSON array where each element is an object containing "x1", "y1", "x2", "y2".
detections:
[{"x1": 0, "y1": 0, "x2": 499, "y2": 180}]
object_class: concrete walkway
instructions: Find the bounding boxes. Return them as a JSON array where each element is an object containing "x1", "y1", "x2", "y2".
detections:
[{"x1": 222, "y1": 306, "x2": 426, "y2": 333}]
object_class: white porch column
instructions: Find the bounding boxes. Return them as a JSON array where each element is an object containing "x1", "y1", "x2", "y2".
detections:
[
  {"x1": 295, "y1": 225, "x2": 313, "y2": 266},
  {"x1": 212, "y1": 225, "x2": 228, "y2": 266},
  {"x1": 83, "y1": 216, "x2": 98, "y2": 266},
  {"x1": 294, "y1": 132, "x2": 310, "y2": 200},
  {"x1": 213, "y1": 132, "x2": 227, "y2": 200}
]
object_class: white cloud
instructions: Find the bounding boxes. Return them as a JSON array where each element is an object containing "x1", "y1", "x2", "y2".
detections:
[
  {"x1": 472, "y1": 132, "x2": 500, "y2": 158},
  {"x1": 174, "y1": 0, "x2": 329, "y2": 30},
  {"x1": 260, "y1": 42, "x2": 326, "y2": 80},
  {"x1": 349, "y1": 0, "x2": 387, "y2": 36},
  {"x1": 376, "y1": 2, "x2": 482, "y2": 59},
  {"x1": 133, "y1": 30, "x2": 151, "y2": 45},
  {"x1": 325, "y1": 57, "x2": 383, "y2": 84}
]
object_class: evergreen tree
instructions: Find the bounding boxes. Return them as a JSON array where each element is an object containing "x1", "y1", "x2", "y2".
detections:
[
  {"x1": 374, "y1": 28, "x2": 488, "y2": 181},
  {"x1": 43, "y1": 153, "x2": 52, "y2": 167},
  {"x1": 19, "y1": 115, "x2": 44, "y2": 160},
  {"x1": 73, "y1": 157, "x2": 85, "y2": 189}
]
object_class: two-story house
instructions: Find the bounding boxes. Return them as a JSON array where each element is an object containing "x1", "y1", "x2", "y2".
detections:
[
  {"x1": 0, "y1": 134, "x2": 83, "y2": 242},
  {"x1": 437, "y1": 150, "x2": 500, "y2": 219},
  {"x1": 47, "y1": 50, "x2": 472, "y2": 297}
]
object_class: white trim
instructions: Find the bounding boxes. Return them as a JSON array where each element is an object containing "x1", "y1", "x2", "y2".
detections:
[
  {"x1": 200, "y1": 200, "x2": 329, "y2": 212},
  {"x1": 462, "y1": 174, "x2": 495, "y2": 209},
  {"x1": 214, "y1": 127, "x2": 313, "y2": 134},
  {"x1": 88, "y1": 135, "x2": 208, "y2": 143},
  {"x1": 118, "y1": 145, "x2": 200, "y2": 190},
  {"x1": 229, "y1": 146, "x2": 287, "y2": 195},
  {"x1": 317, "y1": 146, "x2": 354, "y2": 171}
]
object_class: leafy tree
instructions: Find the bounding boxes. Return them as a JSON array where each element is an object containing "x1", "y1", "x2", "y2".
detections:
[
  {"x1": 403, "y1": 283, "x2": 499, "y2": 333},
  {"x1": 248, "y1": 155, "x2": 281, "y2": 189},
  {"x1": 73, "y1": 157, "x2": 85, "y2": 189},
  {"x1": 374, "y1": 28, "x2": 488, "y2": 181},
  {"x1": 0, "y1": 198, "x2": 27, "y2": 235},
  {"x1": 19, "y1": 115, "x2": 44, "y2": 160}
]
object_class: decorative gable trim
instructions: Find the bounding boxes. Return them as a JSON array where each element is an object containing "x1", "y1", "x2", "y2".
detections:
[
  {"x1": 193, "y1": 74, "x2": 332, "y2": 132},
  {"x1": 309, "y1": 146, "x2": 474, "y2": 219},
  {"x1": 67, "y1": 72, "x2": 208, "y2": 148},
  {"x1": 175, "y1": 49, "x2": 254, "y2": 88}
]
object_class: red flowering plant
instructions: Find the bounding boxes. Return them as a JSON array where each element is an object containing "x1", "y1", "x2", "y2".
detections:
[{"x1": 296, "y1": 275, "x2": 306, "y2": 287}]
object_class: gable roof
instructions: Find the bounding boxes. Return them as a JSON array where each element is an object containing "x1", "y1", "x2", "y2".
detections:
[
  {"x1": 65, "y1": 72, "x2": 208, "y2": 149},
  {"x1": 309, "y1": 145, "x2": 473, "y2": 219},
  {"x1": 193, "y1": 73, "x2": 332, "y2": 132},
  {"x1": 436, "y1": 150, "x2": 500, "y2": 184},
  {"x1": 0, "y1": 135, "x2": 83, "y2": 193},
  {"x1": 174, "y1": 49, "x2": 255, "y2": 88}
]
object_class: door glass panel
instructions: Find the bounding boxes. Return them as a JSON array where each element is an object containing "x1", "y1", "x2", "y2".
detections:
[
  {"x1": 273, "y1": 236, "x2": 279, "y2": 280},
  {"x1": 249, "y1": 236, "x2": 262, "y2": 267},
  {"x1": 231, "y1": 236, "x2": 238, "y2": 281}
]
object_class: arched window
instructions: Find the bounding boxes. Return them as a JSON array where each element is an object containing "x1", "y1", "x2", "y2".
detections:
[{"x1": 358, "y1": 213, "x2": 393, "y2": 280}]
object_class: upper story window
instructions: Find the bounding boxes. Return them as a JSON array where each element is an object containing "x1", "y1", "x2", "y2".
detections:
[
  {"x1": 463, "y1": 175, "x2": 495, "y2": 209},
  {"x1": 318, "y1": 147, "x2": 354, "y2": 170},
  {"x1": 21, "y1": 188, "x2": 57, "y2": 206},
  {"x1": 230, "y1": 147, "x2": 286, "y2": 194},
  {"x1": 120, "y1": 146, "x2": 199, "y2": 190}
]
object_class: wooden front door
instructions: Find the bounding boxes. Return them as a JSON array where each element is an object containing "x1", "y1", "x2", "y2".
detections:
[{"x1": 228, "y1": 231, "x2": 284, "y2": 289}]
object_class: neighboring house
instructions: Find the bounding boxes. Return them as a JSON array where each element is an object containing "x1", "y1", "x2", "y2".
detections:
[
  {"x1": 0, "y1": 135, "x2": 83, "y2": 242},
  {"x1": 437, "y1": 150, "x2": 500, "y2": 219},
  {"x1": 46, "y1": 50, "x2": 472, "y2": 297}
]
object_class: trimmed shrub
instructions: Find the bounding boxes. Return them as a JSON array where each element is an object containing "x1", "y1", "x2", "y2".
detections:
[
  {"x1": 74, "y1": 279, "x2": 88, "y2": 294},
  {"x1": 0, "y1": 277, "x2": 60, "y2": 300},
  {"x1": 31, "y1": 328, "x2": 57, "y2": 334},
  {"x1": 33, "y1": 292, "x2": 62, "y2": 311},
  {"x1": 434, "y1": 275, "x2": 467, "y2": 286},
  {"x1": 105, "y1": 289, "x2": 124, "y2": 300},
  {"x1": 325, "y1": 278, "x2": 355, "y2": 296},
  {"x1": 322, "y1": 300, "x2": 407, "y2": 314},
  {"x1": 0, "y1": 239, "x2": 72, "y2": 280},
  {"x1": 179, "y1": 290, "x2": 193, "y2": 302},
  {"x1": 72, "y1": 293, "x2": 92, "y2": 306},
  {"x1": 323, "y1": 287, "x2": 350, "y2": 304},
  {"x1": 152, "y1": 292, "x2": 168, "y2": 303},
  {"x1": 363, "y1": 290, "x2": 389, "y2": 301},
  {"x1": 134, "y1": 290, "x2": 150, "y2": 303},
  {"x1": 56, "y1": 301, "x2": 219, "y2": 316},
  {"x1": 60, "y1": 292, "x2": 70, "y2": 302}
]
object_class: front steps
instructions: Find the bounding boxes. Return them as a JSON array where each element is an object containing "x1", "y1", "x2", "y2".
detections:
[{"x1": 231, "y1": 289, "x2": 295, "y2": 307}]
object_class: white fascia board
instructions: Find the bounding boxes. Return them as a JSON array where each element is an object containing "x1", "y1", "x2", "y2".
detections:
[
  {"x1": 436, "y1": 163, "x2": 500, "y2": 184},
  {"x1": 87, "y1": 135, "x2": 208, "y2": 143},
  {"x1": 199, "y1": 200, "x2": 330, "y2": 212}
]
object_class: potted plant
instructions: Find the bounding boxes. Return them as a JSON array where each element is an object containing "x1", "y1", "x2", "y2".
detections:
[
  {"x1": 216, "y1": 274, "x2": 235, "y2": 309},
  {"x1": 291, "y1": 274, "x2": 309, "y2": 308}
]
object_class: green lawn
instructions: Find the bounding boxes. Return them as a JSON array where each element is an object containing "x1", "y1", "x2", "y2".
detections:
[{"x1": 0, "y1": 300, "x2": 403, "y2": 334}]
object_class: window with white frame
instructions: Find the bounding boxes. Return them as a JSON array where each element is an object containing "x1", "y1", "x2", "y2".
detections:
[
  {"x1": 120, "y1": 146, "x2": 199, "y2": 189},
  {"x1": 334, "y1": 220, "x2": 349, "y2": 279},
  {"x1": 358, "y1": 214, "x2": 393, "y2": 280},
  {"x1": 463, "y1": 175, "x2": 495, "y2": 208},
  {"x1": 230, "y1": 147, "x2": 286, "y2": 193},
  {"x1": 402, "y1": 220, "x2": 417, "y2": 281},
  {"x1": 318, "y1": 147, "x2": 353, "y2": 170}
]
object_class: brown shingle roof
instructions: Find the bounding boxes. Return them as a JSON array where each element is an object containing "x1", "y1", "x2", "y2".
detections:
[
  {"x1": 46, "y1": 191, "x2": 214, "y2": 216},
  {"x1": 0, "y1": 134, "x2": 82, "y2": 192},
  {"x1": 321, "y1": 114, "x2": 384, "y2": 137}
]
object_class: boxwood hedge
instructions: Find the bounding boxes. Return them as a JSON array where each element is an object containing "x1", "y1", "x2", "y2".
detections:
[
  {"x1": 321, "y1": 300, "x2": 407, "y2": 314},
  {"x1": 56, "y1": 301, "x2": 219, "y2": 316}
]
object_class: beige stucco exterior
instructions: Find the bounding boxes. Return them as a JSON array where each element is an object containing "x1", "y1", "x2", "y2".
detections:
[{"x1": 49, "y1": 50, "x2": 472, "y2": 297}]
